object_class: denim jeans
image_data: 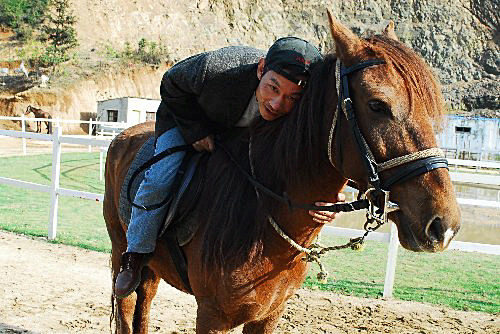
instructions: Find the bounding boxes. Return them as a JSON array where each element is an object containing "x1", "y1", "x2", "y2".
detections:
[{"x1": 126, "y1": 127, "x2": 186, "y2": 253}]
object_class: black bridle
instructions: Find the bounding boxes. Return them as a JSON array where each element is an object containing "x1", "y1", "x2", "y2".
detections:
[
  {"x1": 332, "y1": 59, "x2": 448, "y2": 195},
  {"x1": 128, "y1": 59, "x2": 449, "y2": 220}
]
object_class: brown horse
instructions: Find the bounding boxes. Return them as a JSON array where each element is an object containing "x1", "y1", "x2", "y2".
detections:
[
  {"x1": 103, "y1": 12, "x2": 461, "y2": 333},
  {"x1": 24, "y1": 105, "x2": 52, "y2": 134}
]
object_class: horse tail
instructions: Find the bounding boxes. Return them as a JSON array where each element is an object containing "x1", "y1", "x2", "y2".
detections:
[
  {"x1": 109, "y1": 255, "x2": 116, "y2": 333},
  {"x1": 110, "y1": 293, "x2": 115, "y2": 334}
]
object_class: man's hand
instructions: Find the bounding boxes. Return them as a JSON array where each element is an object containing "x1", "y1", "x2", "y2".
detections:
[
  {"x1": 308, "y1": 193, "x2": 346, "y2": 224},
  {"x1": 192, "y1": 135, "x2": 215, "y2": 152}
]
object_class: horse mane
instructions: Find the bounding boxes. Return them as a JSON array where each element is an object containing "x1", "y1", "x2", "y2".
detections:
[
  {"x1": 199, "y1": 35, "x2": 445, "y2": 272},
  {"x1": 198, "y1": 55, "x2": 337, "y2": 272},
  {"x1": 367, "y1": 35, "x2": 445, "y2": 129}
]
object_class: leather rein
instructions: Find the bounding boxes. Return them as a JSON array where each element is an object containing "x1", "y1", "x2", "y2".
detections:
[
  {"x1": 231, "y1": 58, "x2": 450, "y2": 276},
  {"x1": 225, "y1": 58, "x2": 449, "y2": 221}
]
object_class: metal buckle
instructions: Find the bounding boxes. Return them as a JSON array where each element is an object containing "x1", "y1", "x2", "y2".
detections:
[{"x1": 362, "y1": 188, "x2": 399, "y2": 230}]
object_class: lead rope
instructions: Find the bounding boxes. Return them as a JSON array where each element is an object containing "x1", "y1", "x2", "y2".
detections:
[{"x1": 249, "y1": 135, "x2": 372, "y2": 284}]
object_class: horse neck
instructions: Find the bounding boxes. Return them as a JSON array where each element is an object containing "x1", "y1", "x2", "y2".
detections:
[
  {"x1": 251, "y1": 131, "x2": 347, "y2": 254},
  {"x1": 270, "y1": 166, "x2": 347, "y2": 253}
]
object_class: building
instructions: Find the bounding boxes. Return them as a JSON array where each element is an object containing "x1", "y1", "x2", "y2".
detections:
[
  {"x1": 97, "y1": 97, "x2": 160, "y2": 125},
  {"x1": 437, "y1": 116, "x2": 500, "y2": 160}
]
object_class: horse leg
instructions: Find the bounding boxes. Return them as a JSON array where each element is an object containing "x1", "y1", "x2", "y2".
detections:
[
  {"x1": 36, "y1": 121, "x2": 40, "y2": 133},
  {"x1": 115, "y1": 293, "x2": 137, "y2": 333},
  {"x1": 104, "y1": 194, "x2": 136, "y2": 333},
  {"x1": 132, "y1": 266, "x2": 160, "y2": 333},
  {"x1": 195, "y1": 297, "x2": 231, "y2": 334},
  {"x1": 241, "y1": 304, "x2": 286, "y2": 334},
  {"x1": 111, "y1": 243, "x2": 137, "y2": 333}
]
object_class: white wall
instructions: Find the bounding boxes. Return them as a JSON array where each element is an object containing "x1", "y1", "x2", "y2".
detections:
[
  {"x1": 97, "y1": 97, "x2": 160, "y2": 125},
  {"x1": 438, "y1": 116, "x2": 500, "y2": 158}
]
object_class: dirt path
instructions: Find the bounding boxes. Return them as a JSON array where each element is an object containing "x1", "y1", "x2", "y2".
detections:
[{"x1": 0, "y1": 231, "x2": 498, "y2": 334}]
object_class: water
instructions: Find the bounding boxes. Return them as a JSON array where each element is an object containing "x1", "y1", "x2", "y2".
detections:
[{"x1": 331, "y1": 185, "x2": 500, "y2": 245}]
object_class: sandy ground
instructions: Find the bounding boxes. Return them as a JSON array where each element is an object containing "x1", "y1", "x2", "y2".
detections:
[{"x1": 0, "y1": 231, "x2": 498, "y2": 334}]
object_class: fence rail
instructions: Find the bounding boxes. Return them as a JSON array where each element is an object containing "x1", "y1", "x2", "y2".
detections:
[{"x1": 0, "y1": 126, "x2": 499, "y2": 298}]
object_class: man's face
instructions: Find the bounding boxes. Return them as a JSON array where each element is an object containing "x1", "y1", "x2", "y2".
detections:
[{"x1": 255, "y1": 58, "x2": 304, "y2": 121}]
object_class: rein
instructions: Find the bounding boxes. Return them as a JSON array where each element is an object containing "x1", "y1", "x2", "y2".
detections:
[{"x1": 223, "y1": 57, "x2": 450, "y2": 283}]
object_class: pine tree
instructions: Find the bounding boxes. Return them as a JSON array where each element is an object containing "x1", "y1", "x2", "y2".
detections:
[{"x1": 40, "y1": 0, "x2": 78, "y2": 65}]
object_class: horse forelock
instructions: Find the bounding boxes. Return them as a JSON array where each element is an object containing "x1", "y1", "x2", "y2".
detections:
[{"x1": 367, "y1": 35, "x2": 445, "y2": 130}]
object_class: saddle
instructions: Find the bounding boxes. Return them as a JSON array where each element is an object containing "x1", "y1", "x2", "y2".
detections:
[{"x1": 119, "y1": 136, "x2": 208, "y2": 292}]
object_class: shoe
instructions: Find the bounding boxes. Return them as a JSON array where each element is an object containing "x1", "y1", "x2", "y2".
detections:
[{"x1": 114, "y1": 252, "x2": 151, "y2": 299}]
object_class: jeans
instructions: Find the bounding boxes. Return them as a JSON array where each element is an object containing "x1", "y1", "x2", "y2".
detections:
[{"x1": 126, "y1": 127, "x2": 186, "y2": 253}]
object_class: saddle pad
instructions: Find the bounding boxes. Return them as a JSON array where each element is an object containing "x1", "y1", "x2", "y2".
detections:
[{"x1": 118, "y1": 136, "x2": 204, "y2": 247}]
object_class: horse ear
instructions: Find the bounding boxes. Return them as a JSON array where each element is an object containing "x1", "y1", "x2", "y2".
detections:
[
  {"x1": 383, "y1": 20, "x2": 399, "y2": 41},
  {"x1": 326, "y1": 9, "x2": 363, "y2": 62}
]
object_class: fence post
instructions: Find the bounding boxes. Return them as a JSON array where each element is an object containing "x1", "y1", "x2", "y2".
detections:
[
  {"x1": 21, "y1": 114, "x2": 26, "y2": 155},
  {"x1": 48, "y1": 126, "x2": 62, "y2": 240},
  {"x1": 88, "y1": 118, "x2": 93, "y2": 152},
  {"x1": 383, "y1": 222, "x2": 399, "y2": 298}
]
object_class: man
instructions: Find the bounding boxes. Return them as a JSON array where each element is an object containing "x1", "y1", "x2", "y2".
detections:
[{"x1": 115, "y1": 37, "x2": 345, "y2": 298}]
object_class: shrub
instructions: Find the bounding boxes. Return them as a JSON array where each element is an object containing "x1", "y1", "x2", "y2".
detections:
[
  {"x1": 0, "y1": 0, "x2": 48, "y2": 31},
  {"x1": 39, "y1": 0, "x2": 78, "y2": 66}
]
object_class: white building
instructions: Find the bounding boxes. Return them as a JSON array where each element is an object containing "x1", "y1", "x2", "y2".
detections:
[
  {"x1": 437, "y1": 116, "x2": 500, "y2": 160},
  {"x1": 97, "y1": 97, "x2": 160, "y2": 125}
]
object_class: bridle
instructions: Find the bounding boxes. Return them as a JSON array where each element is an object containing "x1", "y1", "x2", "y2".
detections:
[
  {"x1": 327, "y1": 58, "x2": 448, "y2": 226},
  {"x1": 239, "y1": 57, "x2": 450, "y2": 280}
]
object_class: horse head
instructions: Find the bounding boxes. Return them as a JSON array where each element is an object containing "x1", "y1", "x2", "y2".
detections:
[
  {"x1": 24, "y1": 105, "x2": 32, "y2": 115},
  {"x1": 326, "y1": 11, "x2": 460, "y2": 252}
]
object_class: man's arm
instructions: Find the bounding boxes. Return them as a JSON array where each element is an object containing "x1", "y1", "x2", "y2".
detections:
[{"x1": 160, "y1": 52, "x2": 213, "y2": 145}]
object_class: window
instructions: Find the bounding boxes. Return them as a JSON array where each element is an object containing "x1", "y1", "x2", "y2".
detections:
[
  {"x1": 146, "y1": 111, "x2": 156, "y2": 121},
  {"x1": 107, "y1": 110, "x2": 118, "y2": 122},
  {"x1": 455, "y1": 126, "x2": 471, "y2": 133}
]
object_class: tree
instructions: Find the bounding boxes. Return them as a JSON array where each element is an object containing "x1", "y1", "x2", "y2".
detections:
[
  {"x1": 40, "y1": 0, "x2": 77, "y2": 66},
  {"x1": 0, "y1": 0, "x2": 49, "y2": 39}
]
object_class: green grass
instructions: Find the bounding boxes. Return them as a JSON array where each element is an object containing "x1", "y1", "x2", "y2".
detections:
[
  {"x1": 0, "y1": 152, "x2": 499, "y2": 314},
  {"x1": 0, "y1": 152, "x2": 111, "y2": 252},
  {"x1": 305, "y1": 236, "x2": 500, "y2": 314}
]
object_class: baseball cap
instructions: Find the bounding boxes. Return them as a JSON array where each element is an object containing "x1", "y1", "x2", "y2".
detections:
[{"x1": 264, "y1": 37, "x2": 322, "y2": 87}]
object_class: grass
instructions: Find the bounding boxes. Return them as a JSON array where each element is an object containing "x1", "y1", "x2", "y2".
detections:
[
  {"x1": 304, "y1": 236, "x2": 499, "y2": 314},
  {"x1": 0, "y1": 152, "x2": 499, "y2": 314},
  {"x1": 0, "y1": 152, "x2": 111, "y2": 252}
]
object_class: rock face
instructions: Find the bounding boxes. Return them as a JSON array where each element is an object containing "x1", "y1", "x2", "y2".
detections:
[
  {"x1": 71, "y1": 0, "x2": 500, "y2": 115},
  {"x1": 2, "y1": 0, "x2": 498, "y2": 130}
]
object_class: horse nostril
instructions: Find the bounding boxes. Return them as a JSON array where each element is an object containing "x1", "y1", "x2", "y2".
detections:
[{"x1": 426, "y1": 217, "x2": 445, "y2": 243}]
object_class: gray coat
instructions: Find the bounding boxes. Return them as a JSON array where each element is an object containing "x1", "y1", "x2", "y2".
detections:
[{"x1": 155, "y1": 46, "x2": 265, "y2": 143}]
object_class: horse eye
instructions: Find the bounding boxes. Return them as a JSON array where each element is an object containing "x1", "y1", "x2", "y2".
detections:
[{"x1": 368, "y1": 100, "x2": 391, "y2": 114}]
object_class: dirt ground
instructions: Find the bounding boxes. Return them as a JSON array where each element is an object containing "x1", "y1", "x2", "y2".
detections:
[{"x1": 0, "y1": 231, "x2": 498, "y2": 334}]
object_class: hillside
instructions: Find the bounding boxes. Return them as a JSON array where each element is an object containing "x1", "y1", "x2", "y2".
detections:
[{"x1": 0, "y1": 0, "x2": 498, "y2": 132}]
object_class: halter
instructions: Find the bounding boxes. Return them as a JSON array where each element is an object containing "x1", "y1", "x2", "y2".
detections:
[{"x1": 327, "y1": 58, "x2": 448, "y2": 224}]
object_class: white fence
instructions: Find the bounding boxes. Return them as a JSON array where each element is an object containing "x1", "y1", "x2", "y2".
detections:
[{"x1": 0, "y1": 126, "x2": 499, "y2": 298}]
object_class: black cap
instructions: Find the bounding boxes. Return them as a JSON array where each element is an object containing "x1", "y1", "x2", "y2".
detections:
[{"x1": 264, "y1": 37, "x2": 322, "y2": 87}]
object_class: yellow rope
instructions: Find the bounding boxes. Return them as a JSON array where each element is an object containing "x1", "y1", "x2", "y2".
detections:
[{"x1": 377, "y1": 148, "x2": 444, "y2": 172}]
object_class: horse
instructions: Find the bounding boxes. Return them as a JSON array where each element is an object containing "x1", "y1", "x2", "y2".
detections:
[
  {"x1": 24, "y1": 105, "x2": 52, "y2": 134},
  {"x1": 103, "y1": 12, "x2": 461, "y2": 333}
]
